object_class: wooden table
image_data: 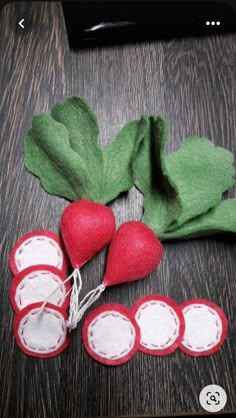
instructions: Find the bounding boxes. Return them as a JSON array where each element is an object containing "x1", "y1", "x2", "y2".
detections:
[{"x1": 0, "y1": 2, "x2": 236, "y2": 417}]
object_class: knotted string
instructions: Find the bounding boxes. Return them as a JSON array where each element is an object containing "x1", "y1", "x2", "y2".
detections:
[
  {"x1": 39, "y1": 268, "x2": 82, "y2": 331},
  {"x1": 39, "y1": 268, "x2": 106, "y2": 331},
  {"x1": 70, "y1": 283, "x2": 106, "y2": 328}
]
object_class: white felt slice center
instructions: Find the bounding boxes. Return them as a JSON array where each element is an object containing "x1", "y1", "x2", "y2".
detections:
[
  {"x1": 18, "y1": 307, "x2": 67, "y2": 354},
  {"x1": 15, "y1": 236, "x2": 64, "y2": 271},
  {"x1": 135, "y1": 301, "x2": 180, "y2": 350},
  {"x1": 182, "y1": 304, "x2": 222, "y2": 352},
  {"x1": 15, "y1": 271, "x2": 66, "y2": 310},
  {"x1": 88, "y1": 311, "x2": 136, "y2": 360}
]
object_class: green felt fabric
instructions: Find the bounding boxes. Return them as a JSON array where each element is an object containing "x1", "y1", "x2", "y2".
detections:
[
  {"x1": 24, "y1": 114, "x2": 95, "y2": 201},
  {"x1": 159, "y1": 200, "x2": 236, "y2": 240},
  {"x1": 24, "y1": 95, "x2": 236, "y2": 241},
  {"x1": 25, "y1": 97, "x2": 139, "y2": 204},
  {"x1": 133, "y1": 116, "x2": 182, "y2": 235},
  {"x1": 51, "y1": 96, "x2": 103, "y2": 200},
  {"x1": 165, "y1": 138, "x2": 235, "y2": 230},
  {"x1": 133, "y1": 117, "x2": 235, "y2": 236},
  {"x1": 102, "y1": 120, "x2": 140, "y2": 203}
]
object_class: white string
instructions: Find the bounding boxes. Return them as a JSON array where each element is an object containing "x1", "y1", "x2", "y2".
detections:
[
  {"x1": 66, "y1": 283, "x2": 106, "y2": 329},
  {"x1": 65, "y1": 269, "x2": 83, "y2": 331},
  {"x1": 38, "y1": 267, "x2": 105, "y2": 332},
  {"x1": 39, "y1": 268, "x2": 82, "y2": 330}
]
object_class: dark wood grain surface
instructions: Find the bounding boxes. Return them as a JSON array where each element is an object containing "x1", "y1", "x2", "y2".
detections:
[{"x1": 0, "y1": 2, "x2": 236, "y2": 417}]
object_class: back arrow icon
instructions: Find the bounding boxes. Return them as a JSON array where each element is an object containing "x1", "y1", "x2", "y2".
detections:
[{"x1": 19, "y1": 19, "x2": 24, "y2": 28}]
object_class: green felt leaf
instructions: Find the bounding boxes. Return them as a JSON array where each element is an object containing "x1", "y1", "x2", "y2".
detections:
[
  {"x1": 24, "y1": 97, "x2": 145, "y2": 204},
  {"x1": 24, "y1": 114, "x2": 97, "y2": 201},
  {"x1": 24, "y1": 95, "x2": 236, "y2": 242},
  {"x1": 24, "y1": 97, "x2": 103, "y2": 202},
  {"x1": 101, "y1": 119, "x2": 143, "y2": 203},
  {"x1": 165, "y1": 138, "x2": 235, "y2": 231},
  {"x1": 133, "y1": 119, "x2": 235, "y2": 237},
  {"x1": 133, "y1": 116, "x2": 182, "y2": 235},
  {"x1": 159, "y1": 199, "x2": 236, "y2": 240},
  {"x1": 51, "y1": 96, "x2": 103, "y2": 193}
]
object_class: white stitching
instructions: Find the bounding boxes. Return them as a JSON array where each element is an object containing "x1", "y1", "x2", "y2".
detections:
[
  {"x1": 15, "y1": 271, "x2": 65, "y2": 308},
  {"x1": 15, "y1": 236, "x2": 63, "y2": 270},
  {"x1": 135, "y1": 301, "x2": 180, "y2": 350},
  {"x1": 182, "y1": 304, "x2": 222, "y2": 351},
  {"x1": 88, "y1": 311, "x2": 135, "y2": 360},
  {"x1": 18, "y1": 308, "x2": 66, "y2": 354}
]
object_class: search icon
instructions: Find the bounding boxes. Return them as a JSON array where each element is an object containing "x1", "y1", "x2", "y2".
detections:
[{"x1": 200, "y1": 385, "x2": 227, "y2": 412}]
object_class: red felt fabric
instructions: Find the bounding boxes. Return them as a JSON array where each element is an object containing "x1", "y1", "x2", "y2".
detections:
[
  {"x1": 132, "y1": 295, "x2": 185, "y2": 356},
  {"x1": 10, "y1": 265, "x2": 71, "y2": 314},
  {"x1": 61, "y1": 200, "x2": 116, "y2": 268},
  {"x1": 179, "y1": 299, "x2": 228, "y2": 357},
  {"x1": 13, "y1": 302, "x2": 70, "y2": 358},
  {"x1": 82, "y1": 303, "x2": 140, "y2": 366},
  {"x1": 103, "y1": 221, "x2": 163, "y2": 286},
  {"x1": 9, "y1": 230, "x2": 68, "y2": 275}
]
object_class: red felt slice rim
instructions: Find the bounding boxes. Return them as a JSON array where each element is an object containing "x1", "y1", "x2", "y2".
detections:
[
  {"x1": 132, "y1": 295, "x2": 185, "y2": 356},
  {"x1": 10, "y1": 265, "x2": 71, "y2": 314},
  {"x1": 9, "y1": 230, "x2": 68, "y2": 275},
  {"x1": 179, "y1": 298, "x2": 228, "y2": 357},
  {"x1": 13, "y1": 302, "x2": 70, "y2": 358},
  {"x1": 82, "y1": 303, "x2": 141, "y2": 366}
]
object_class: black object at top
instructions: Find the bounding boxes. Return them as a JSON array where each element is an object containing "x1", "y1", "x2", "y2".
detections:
[{"x1": 62, "y1": 1, "x2": 236, "y2": 49}]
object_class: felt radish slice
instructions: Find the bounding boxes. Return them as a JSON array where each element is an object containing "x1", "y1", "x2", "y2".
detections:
[
  {"x1": 132, "y1": 296, "x2": 185, "y2": 356},
  {"x1": 179, "y1": 299, "x2": 228, "y2": 357},
  {"x1": 60, "y1": 199, "x2": 116, "y2": 268},
  {"x1": 10, "y1": 265, "x2": 71, "y2": 314},
  {"x1": 82, "y1": 304, "x2": 140, "y2": 366},
  {"x1": 13, "y1": 302, "x2": 70, "y2": 358},
  {"x1": 9, "y1": 230, "x2": 68, "y2": 275},
  {"x1": 103, "y1": 221, "x2": 163, "y2": 287},
  {"x1": 69, "y1": 221, "x2": 163, "y2": 330}
]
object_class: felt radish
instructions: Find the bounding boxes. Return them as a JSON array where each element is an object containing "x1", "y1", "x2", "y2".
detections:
[
  {"x1": 10, "y1": 265, "x2": 71, "y2": 314},
  {"x1": 13, "y1": 302, "x2": 70, "y2": 358},
  {"x1": 9, "y1": 230, "x2": 68, "y2": 275},
  {"x1": 82, "y1": 304, "x2": 140, "y2": 366},
  {"x1": 61, "y1": 199, "x2": 116, "y2": 268},
  {"x1": 103, "y1": 221, "x2": 163, "y2": 286},
  {"x1": 132, "y1": 295, "x2": 185, "y2": 356},
  {"x1": 71, "y1": 221, "x2": 163, "y2": 329},
  {"x1": 41, "y1": 200, "x2": 116, "y2": 330},
  {"x1": 179, "y1": 299, "x2": 228, "y2": 357}
]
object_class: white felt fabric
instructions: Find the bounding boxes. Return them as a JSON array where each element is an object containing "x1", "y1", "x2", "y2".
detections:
[
  {"x1": 87, "y1": 311, "x2": 136, "y2": 360},
  {"x1": 15, "y1": 236, "x2": 63, "y2": 271},
  {"x1": 135, "y1": 301, "x2": 180, "y2": 350},
  {"x1": 18, "y1": 307, "x2": 67, "y2": 354},
  {"x1": 182, "y1": 304, "x2": 223, "y2": 352},
  {"x1": 15, "y1": 270, "x2": 66, "y2": 310}
]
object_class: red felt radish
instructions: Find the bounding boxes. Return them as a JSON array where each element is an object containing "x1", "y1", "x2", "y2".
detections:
[
  {"x1": 9, "y1": 230, "x2": 68, "y2": 275},
  {"x1": 132, "y1": 295, "x2": 185, "y2": 356},
  {"x1": 103, "y1": 221, "x2": 163, "y2": 286},
  {"x1": 13, "y1": 302, "x2": 70, "y2": 358},
  {"x1": 60, "y1": 199, "x2": 116, "y2": 268},
  {"x1": 40, "y1": 200, "x2": 116, "y2": 331},
  {"x1": 71, "y1": 221, "x2": 163, "y2": 330},
  {"x1": 10, "y1": 265, "x2": 71, "y2": 314},
  {"x1": 179, "y1": 299, "x2": 228, "y2": 357},
  {"x1": 82, "y1": 304, "x2": 140, "y2": 366}
]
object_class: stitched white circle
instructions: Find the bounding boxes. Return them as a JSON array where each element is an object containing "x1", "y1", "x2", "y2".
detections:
[
  {"x1": 87, "y1": 311, "x2": 136, "y2": 360},
  {"x1": 135, "y1": 301, "x2": 180, "y2": 350},
  {"x1": 18, "y1": 307, "x2": 67, "y2": 354},
  {"x1": 182, "y1": 304, "x2": 223, "y2": 352},
  {"x1": 14, "y1": 270, "x2": 66, "y2": 310},
  {"x1": 15, "y1": 236, "x2": 64, "y2": 271}
]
